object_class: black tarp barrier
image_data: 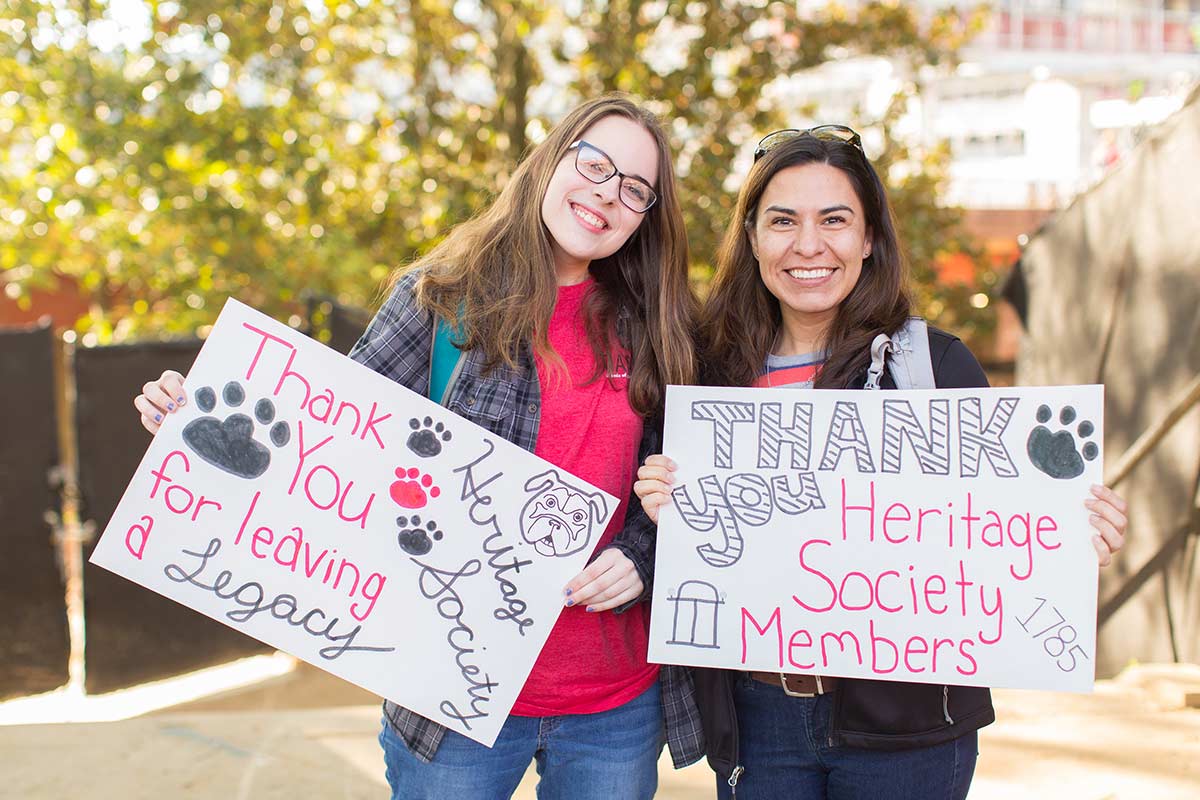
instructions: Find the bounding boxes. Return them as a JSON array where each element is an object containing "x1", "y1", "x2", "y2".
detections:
[
  {"x1": 306, "y1": 296, "x2": 373, "y2": 356},
  {"x1": 75, "y1": 340, "x2": 270, "y2": 693},
  {"x1": 0, "y1": 325, "x2": 69, "y2": 699}
]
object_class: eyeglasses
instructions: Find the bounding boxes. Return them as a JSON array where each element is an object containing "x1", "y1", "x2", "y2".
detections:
[
  {"x1": 568, "y1": 140, "x2": 658, "y2": 213},
  {"x1": 753, "y1": 125, "x2": 864, "y2": 162}
]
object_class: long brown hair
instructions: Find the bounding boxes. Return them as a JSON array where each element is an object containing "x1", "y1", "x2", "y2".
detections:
[
  {"x1": 701, "y1": 134, "x2": 910, "y2": 389},
  {"x1": 405, "y1": 94, "x2": 695, "y2": 415}
]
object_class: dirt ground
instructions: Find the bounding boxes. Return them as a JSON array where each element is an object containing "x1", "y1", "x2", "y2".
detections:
[{"x1": 1, "y1": 661, "x2": 1197, "y2": 799}]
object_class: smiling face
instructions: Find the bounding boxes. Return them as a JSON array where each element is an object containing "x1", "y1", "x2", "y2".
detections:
[
  {"x1": 749, "y1": 162, "x2": 872, "y2": 347},
  {"x1": 540, "y1": 114, "x2": 659, "y2": 282}
]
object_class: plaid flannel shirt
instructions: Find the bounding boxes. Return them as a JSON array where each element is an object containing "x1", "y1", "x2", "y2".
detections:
[{"x1": 348, "y1": 270, "x2": 705, "y2": 769}]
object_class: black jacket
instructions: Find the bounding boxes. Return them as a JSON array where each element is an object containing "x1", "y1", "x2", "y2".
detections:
[{"x1": 696, "y1": 326, "x2": 997, "y2": 779}]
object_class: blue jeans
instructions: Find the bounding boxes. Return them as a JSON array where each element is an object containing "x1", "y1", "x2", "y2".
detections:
[
  {"x1": 378, "y1": 682, "x2": 663, "y2": 800},
  {"x1": 716, "y1": 675, "x2": 977, "y2": 800}
]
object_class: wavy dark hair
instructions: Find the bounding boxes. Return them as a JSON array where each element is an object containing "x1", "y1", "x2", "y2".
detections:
[
  {"x1": 701, "y1": 134, "x2": 910, "y2": 389},
  {"x1": 402, "y1": 94, "x2": 696, "y2": 416}
]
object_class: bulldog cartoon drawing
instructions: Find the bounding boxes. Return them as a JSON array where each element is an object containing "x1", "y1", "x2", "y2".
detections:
[{"x1": 520, "y1": 470, "x2": 608, "y2": 558}]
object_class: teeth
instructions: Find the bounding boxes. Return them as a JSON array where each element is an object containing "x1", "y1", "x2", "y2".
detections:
[
  {"x1": 572, "y1": 204, "x2": 607, "y2": 229},
  {"x1": 787, "y1": 268, "x2": 834, "y2": 279}
]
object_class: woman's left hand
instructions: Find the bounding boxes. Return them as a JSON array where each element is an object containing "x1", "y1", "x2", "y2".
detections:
[
  {"x1": 562, "y1": 549, "x2": 644, "y2": 613},
  {"x1": 1086, "y1": 484, "x2": 1128, "y2": 567}
]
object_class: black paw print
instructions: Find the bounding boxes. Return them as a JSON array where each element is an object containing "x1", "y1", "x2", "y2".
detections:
[
  {"x1": 182, "y1": 381, "x2": 291, "y2": 479},
  {"x1": 1027, "y1": 404, "x2": 1098, "y2": 480},
  {"x1": 396, "y1": 515, "x2": 444, "y2": 556},
  {"x1": 406, "y1": 416, "x2": 452, "y2": 458}
]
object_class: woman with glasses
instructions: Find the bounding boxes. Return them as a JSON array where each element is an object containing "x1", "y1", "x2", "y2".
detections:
[
  {"x1": 633, "y1": 127, "x2": 1129, "y2": 799},
  {"x1": 133, "y1": 94, "x2": 703, "y2": 799}
]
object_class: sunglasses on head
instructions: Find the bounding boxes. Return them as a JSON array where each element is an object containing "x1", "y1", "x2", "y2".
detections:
[{"x1": 753, "y1": 125, "x2": 864, "y2": 162}]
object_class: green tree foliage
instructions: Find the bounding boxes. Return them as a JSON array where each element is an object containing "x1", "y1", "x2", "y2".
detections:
[{"x1": 0, "y1": 0, "x2": 994, "y2": 343}]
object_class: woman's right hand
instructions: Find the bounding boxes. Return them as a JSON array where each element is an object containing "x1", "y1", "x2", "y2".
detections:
[
  {"x1": 133, "y1": 370, "x2": 188, "y2": 434},
  {"x1": 634, "y1": 454, "x2": 677, "y2": 525}
]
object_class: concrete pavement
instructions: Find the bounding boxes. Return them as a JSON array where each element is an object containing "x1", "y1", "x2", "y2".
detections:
[{"x1": 1, "y1": 663, "x2": 1197, "y2": 799}]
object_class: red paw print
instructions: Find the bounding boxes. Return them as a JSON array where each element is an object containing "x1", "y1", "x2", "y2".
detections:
[{"x1": 390, "y1": 467, "x2": 441, "y2": 509}]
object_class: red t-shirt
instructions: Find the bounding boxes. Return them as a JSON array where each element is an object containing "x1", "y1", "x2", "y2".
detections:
[{"x1": 510, "y1": 278, "x2": 659, "y2": 716}]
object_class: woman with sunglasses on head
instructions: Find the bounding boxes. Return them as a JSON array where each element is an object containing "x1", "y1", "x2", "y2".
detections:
[
  {"x1": 633, "y1": 127, "x2": 1129, "y2": 799},
  {"x1": 133, "y1": 94, "x2": 704, "y2": 799}
]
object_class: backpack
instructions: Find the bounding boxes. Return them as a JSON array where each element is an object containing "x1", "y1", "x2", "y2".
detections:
[
  {"x1": 428, "y1": 317, "x2": 465, "y2": 405},
  {"x1": 863, "y1": 317, "x2": 936, "y2": 390}
]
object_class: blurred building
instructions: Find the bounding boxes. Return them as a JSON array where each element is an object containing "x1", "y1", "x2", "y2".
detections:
[
  {"x1": 927, "y1": 0, "x2": 1199, "y2": 212},
  {"x1": 791, "y1": 3, "x2": 1197, "y2": 203},
  {"x1": 0, "y1": 274, "x2": 91, "y2": 331},
  {"x1": 929, "y1": 0, "x2": 1199, "y2": 359},
  {"x1": 781, "y1": 1, "x2": 1198, "y2": 362},
  {"x1": 783, "y1": 4, "x2": 1197, "y2": 211}
]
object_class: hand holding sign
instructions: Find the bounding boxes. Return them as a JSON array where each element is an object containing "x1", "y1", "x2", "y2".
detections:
[
  {"x1": 1084, "y1": 484, "x2": 1127, "y2": 565},
  {"x1": 562, "y1": 548, "x2": 644, "y2": 612},
  {"x1": 634, "y1": 454, "x2": 677, "y2": 525},
  {"x1": 134, "y1": 369, "x2": 188, "y2": 434}
]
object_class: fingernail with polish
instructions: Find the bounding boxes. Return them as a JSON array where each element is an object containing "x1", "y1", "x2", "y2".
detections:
[
  {"x1": 167, "y1": 403, "x2": 175, "y2": 411},
  {"x1": 154, "y1": 414, "x2": 162, "y2": 422},
  {"x1": 177, "y1": 396, "x2": 186, "y2": 404},
  {"x1": 586, "y1": 606, "x2": 595, "y2": 613},
  {"x1": 565, "y1": 599, "x2": 574, "y2": 607},
  {"x1": 565, "y1": 588, "x2": 572, "y2": 596}
]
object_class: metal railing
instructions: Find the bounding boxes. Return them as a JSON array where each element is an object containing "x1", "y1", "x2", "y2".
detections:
[{"x1": 967, "y1": 1, "x2": 1199, "y2": 54}]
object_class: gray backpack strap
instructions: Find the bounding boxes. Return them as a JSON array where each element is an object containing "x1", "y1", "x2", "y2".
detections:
[
  {"x1": 863, "y1": 317, "x2": 936, "y2": 390},
  {"x1": 888, "y1": 317, "x2": 936, "y2": 389},
  {"x1": 864, "y1": 334, "x2": 892, "y2": 389}
]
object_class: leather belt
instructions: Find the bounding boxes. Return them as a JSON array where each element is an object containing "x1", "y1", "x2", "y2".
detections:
[{"x1": 749, "y1": 672, "x2": 839, "y2": 697}]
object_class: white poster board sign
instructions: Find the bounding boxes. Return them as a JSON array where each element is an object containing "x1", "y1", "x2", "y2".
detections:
[
  {"x1": 90, "y1": 299, "x2": 617, "y2": 746},
  {"x1": 648, "y1": 384, "x2": 1103, "y2": 692}
]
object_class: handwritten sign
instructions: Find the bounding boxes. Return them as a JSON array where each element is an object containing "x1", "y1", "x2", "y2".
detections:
[
  {"x1": 90, "y1": 299, "x2": 617, "y2": 746},
  {"x1": 648, "y1": 384, "x2": 1103, "y2": 692}
]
